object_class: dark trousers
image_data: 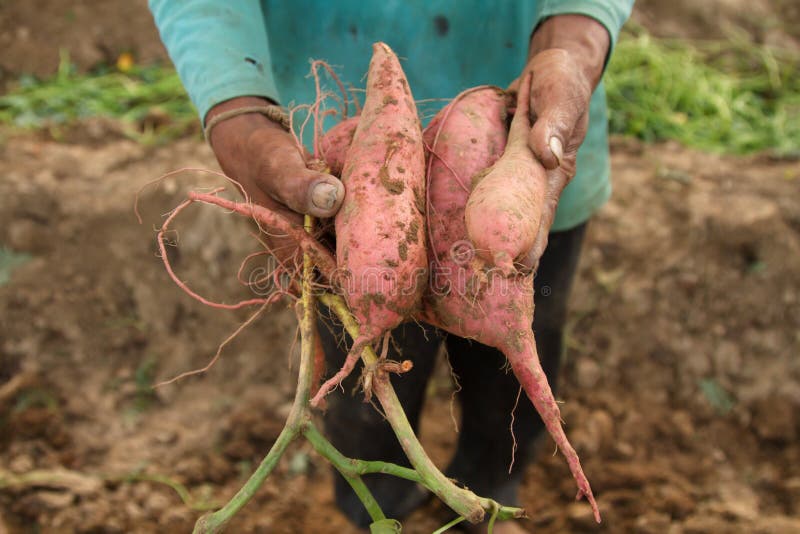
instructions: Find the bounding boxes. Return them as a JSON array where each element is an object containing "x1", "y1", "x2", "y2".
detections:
[{"x1": 319, "y1": 223, "x2": 587, "y2": 528}]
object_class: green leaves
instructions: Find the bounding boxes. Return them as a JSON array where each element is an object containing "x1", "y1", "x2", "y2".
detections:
[
  {"x1": 606, "y1": 29, "x2": 800, "y2": 156},
  {"x1": 699, "y1": 378, "x2": 736, "y2": 415},
  {"x1": 2, "y1": 32, "x2": 797, "y2": 155},
  {"x1": 0, "y1": 53, "x2": 197, "y2": 143},
  {"x1": 0, "y1": 247, "x2": 31, "y2": 287}
]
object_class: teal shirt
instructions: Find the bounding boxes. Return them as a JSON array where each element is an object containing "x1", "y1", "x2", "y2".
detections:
[{"x1": 149, "y1": 0, "x2": 633, "y2": 231}]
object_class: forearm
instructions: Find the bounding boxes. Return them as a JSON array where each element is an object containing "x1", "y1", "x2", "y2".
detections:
[
  {"x1": 530, "y1": 15, "x2": 609, "y2": 89},
  {"x1": 533, "y1": 0, "x2": 635, "y2": 77},
  {"x1": 148, "y1": 0, "x2": 280, "y2": 123},
  {"x1": 513, "y1": 3, "x2": 633, "y2": 263}
]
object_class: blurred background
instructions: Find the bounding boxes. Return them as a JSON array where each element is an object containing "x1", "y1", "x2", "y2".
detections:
[{"x1": 0, "y1": 1, "x2": 798, "y2": 532}]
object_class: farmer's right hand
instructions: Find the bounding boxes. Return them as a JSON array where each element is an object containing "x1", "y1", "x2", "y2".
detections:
[{"x1": 206, "y1": 96, "x2": 345, "y2": 262}]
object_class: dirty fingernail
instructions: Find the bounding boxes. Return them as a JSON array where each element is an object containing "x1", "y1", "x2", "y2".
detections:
[
  {"x1": 311, "y1": 182, "x2": 338, "y2": 210},
  {"x1": 549, "y1": 137, "x2": 563, "y2": 166}
]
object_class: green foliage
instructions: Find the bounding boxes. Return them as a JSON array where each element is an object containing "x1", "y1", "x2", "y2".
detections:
[
  {"x1": 699, "y1": 378, "x2": 736, "y2": 415},
  {"x1": 606, "y1": 28, "x2": 800, "y2": 156},
  {"x1": 1, "y1": 34, "x2": 798, "y2": 155},
  {"x1": 132, "y1": 355, "x2": 158, "y2": 413},
  {"x1": 0, "y1": 51, "x2": 197, "y2": 143},
  {"x1": 13, "y1": 387, "x2": 59, "y2": 413},
  {"x1": 0, "y1": 247, "x2": 31, "y2": 287}
]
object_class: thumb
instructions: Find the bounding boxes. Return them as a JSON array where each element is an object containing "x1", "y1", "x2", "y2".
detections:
[
  {"x1": 527, "y1": 104, "x2": 576, "y2": 171},
  {"x1": 256, "y1": 142, "x2": 346, "y2": 218},
  {"x1": 525, "y1": 49, "x2": 591, "y2": 171},
  {"x1": 292, "y1": 169, "x2": 345, "y2": 218}
]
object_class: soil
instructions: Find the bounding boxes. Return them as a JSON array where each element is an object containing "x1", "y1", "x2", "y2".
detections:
[
  {"x1": 1, "y1": 128, "x2": 798, "y2": 533},
  {"x1": 1, "y1": 1, "x2": 800, "y2": 533},
  {"x1": 1, "y1": 0, "x2": 799, "y2": 90},
  {"x1": 0, "y1": 1, "x2": 167, "y2": 89},
  {"x1": 632, "y1": 0, "x2": 800, "y2": 50}
]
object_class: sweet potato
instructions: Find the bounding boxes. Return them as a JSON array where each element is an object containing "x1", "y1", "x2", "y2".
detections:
[
  {"x1": 317, "y1": 115, "x2": 359, "y2": 176},
  {"x1": 419, "y1": 81, "x2": 600, "y2": 522},
  {"x1": 422, "y1": 86, "x2": 510, "y2": 270},
  {"x1": 464, "y1": 73, "x2": 548, "y2": 274},
  {"x1": 311, "y1": 42, "x2": 427, "y2": 405}
]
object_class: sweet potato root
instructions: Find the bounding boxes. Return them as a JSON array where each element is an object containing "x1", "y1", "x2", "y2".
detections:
[
  {"x1": 419, "y1": 82, "x2": 600, "y2": 522},
  {"x1": 188, "y1": 191, "x2": 337, "y2": 281},
  {"x1": 317, "y1": 115, "x2": 359, "y2": 176},
  {"x1": 464, "y1": 73, "x2": 548, "y2": 274},
  {"x1": 312, "y1": 42, "x2": 427, "y2": 405}
]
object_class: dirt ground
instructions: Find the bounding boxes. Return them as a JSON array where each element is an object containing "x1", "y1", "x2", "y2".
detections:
[
  {"x1": 2, "y1": 1, "x2": 800, "y2": 534},
  {"x1": 1, "y1": 129, "x2": 798, "y2": 533},
  {"x1": 1, "y1": 0, "x2": 799, "y2": 88}
]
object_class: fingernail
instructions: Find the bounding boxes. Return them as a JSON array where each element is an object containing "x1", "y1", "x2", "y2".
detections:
[
  {"x1": 549, "y1": 137, "x2": 563, "y2": 166},
  {"x1": 311, "y1": 182, "x2": 338, "y2": 211}
]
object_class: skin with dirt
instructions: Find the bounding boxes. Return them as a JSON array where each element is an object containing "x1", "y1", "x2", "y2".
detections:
[{"x1": 1, "y1": 1, "x2": 800, "y2": 533}]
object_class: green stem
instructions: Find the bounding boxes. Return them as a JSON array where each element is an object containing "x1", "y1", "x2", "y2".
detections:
[
  {"x1": 319, "y1": 293, "x2": 486, "y2": 523},
  {"x1": 375, "y1": 382, "x2": 485, "y2": 522},
  {"x1": 194, "y1": 217, "x2": 320, "y2": 534},
  {"x1": 190, "y1": 220, "x2": 524, "y2": 532},
  {"x1": 0, "y1": 469, "x2": 219, "y2": 512},
  {"x1": 480, "y1": 500, "x2": 525, "y2": 522},
  {"x1": 432, "y1": 516, "x2": 466, "y2": 534},
  {"x1": 304, "y1": 423, "x2": 386, "y2": 523},
  {"x1": 350, "y1": 460, "x2": 423, "y2": 484},
  {"x1": 302, "y1": 424, "x2": 423, "y2": 484},
  {"x1": 112, "y1": 472, "x2": 219, "y2": 511},
  {"x1": 194, "y1": 425, "x2": 299, "y2": 533},
  {"x1": 487, "y1": 502, "x2": 499, "y2": 533}
]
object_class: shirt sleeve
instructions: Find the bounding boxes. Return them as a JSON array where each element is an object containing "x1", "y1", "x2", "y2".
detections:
[
  {"x1": 536, "y1": 0, "x2": 635, "y2": 59},
  {"x1": 148, "y1": 0, "x2": 280, "y2": 123}
]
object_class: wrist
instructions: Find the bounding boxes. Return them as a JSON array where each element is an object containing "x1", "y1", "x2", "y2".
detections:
[
  {"x1": 205, "y1": 96, "x2": 277, "y2": 124},
  {"x1": 529, "y1": 14, "x2": 610, "y2": 89},
  {"x1": 205, "y1": 96, "x2": 287, "y2": 150}
]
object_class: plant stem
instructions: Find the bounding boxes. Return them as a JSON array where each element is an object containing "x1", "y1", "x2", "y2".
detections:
[
  {"x1": 0, "y1": 468, "x2": 219, "y2": 512},
  {"x1": 349, "y1": 460, "x2": 423, "y2": 484},
  {"x1": 194, "y1": 217, "x2": 320, "y2": 534},
  {"x1": 487, "y1": 502, "x2": 499, "y2": 533},
  {"x1": 432, "y1": 516, "x2": 466, "y2": 534},
  {"x1": 304, "y1": 423, "x2": 386, "y2": 523},
  {"x1": 193, "y1": 425, "x2": 298, "y2": 533},
  {"x1": 374, "y1": 381, "x2": 485, "y2": 522},
  {"x1": 192, "y1": 222, "x2": 523, "y2": 532},
  {"x1": 302, "y1": 423, "x2": 422, "y2": 483},
  {"x1": 112, "y1": 472, "x2": 220, "y2": 511},
  {"x1": 320, "y1": 293, "x2": 489, "y2": 523},
  {"x1": 477, "y1": 498, "x2": 525, "y2": 522}
]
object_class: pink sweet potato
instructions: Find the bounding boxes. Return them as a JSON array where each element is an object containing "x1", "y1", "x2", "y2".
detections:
[
  {"x1": 422, "y1": 86, "x2": 510, "y2": 270},
  {"x1": 464, "y1": 73, "x2": 548, "y2": 274},
  {"x1": 419, "y1": 82, "x2": 600, "y2": 522},
  {"x1": 311, "y1": 42, "x2": 427, "y2": 405},
  {"x1": 317, "y1": 115, "x2": 359, "y2": 176}
]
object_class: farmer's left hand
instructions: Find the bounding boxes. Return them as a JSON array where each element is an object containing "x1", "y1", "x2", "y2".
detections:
[{"x1": 508, "y1": 14, "x2": 609, "y2": 268}]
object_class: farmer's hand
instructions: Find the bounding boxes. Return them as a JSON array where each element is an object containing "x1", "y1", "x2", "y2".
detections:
[
  {"x1": 206, "y1": 96, "x2": 344, "y2": 264},
  {"x1": 508, "y1": 15, "x2": 609, "y2": 268}
]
